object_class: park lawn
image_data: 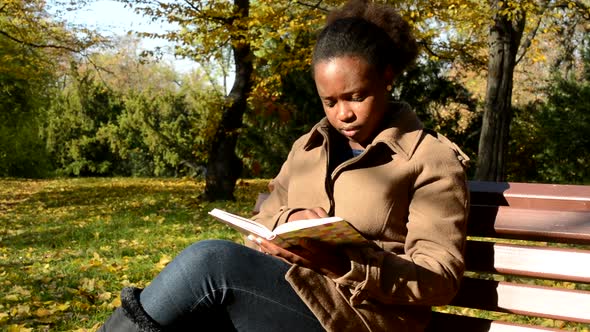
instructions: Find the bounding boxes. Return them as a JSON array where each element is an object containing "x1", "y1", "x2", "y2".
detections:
[{"x1": 0, "y1": 177, "x2": 268, "y2": 331}]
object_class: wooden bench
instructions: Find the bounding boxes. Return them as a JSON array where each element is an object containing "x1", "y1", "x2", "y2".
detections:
[{"x1": 253, "y1": 181, "x2": 590, "y2": 331}]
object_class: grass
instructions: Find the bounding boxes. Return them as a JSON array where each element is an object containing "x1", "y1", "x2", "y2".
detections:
[{"x1": 0, "y1": 177, "x2": 268, "y2": 331}]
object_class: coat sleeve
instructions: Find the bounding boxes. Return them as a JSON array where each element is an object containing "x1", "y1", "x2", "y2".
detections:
[
  {"x1": 244, "y1": 140, "x2": 306, "y2": 249},
  {"x1": 333, "y1": 142, "x2": 469, "y2": 306}
]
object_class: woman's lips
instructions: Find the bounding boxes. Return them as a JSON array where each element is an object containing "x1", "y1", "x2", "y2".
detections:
[{"x1": 340, "y1": 127, "x2": 359, "y2": 137}]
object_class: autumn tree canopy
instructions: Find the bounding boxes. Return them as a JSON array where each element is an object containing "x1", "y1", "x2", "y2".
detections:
[
  {"x1": 397, "y1": 0, "x2": 589, "y2": 180},
  {"x1": 2, "y1": 0, "x2": 588, "y2": 189}
]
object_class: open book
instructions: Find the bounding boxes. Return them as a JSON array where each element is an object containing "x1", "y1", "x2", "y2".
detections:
[{"x1": 208, "y1": 208, "x2": 368, "y2": 248}]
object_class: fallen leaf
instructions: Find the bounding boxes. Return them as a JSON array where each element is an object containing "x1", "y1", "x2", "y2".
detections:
[{"x1": 34, "y1": 308, "x2": 52, "y2": 318}]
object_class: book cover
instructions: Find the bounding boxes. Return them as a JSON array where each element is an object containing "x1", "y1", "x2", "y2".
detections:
[{"x1": 208, "y1": 208, "x2": 368, "y2": 248}]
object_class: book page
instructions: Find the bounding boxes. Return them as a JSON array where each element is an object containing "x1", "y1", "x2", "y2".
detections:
[
  {"x1": 208, "y1": 209, "x2": 274, "y2": 239},
  {"x1": 274, "y1": 216, "x2": 344, "y2": 234}
]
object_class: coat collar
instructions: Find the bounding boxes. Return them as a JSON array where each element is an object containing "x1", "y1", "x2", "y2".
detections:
[{"x1": 304, "y1": 102, "x2": 424, "y2": 160}]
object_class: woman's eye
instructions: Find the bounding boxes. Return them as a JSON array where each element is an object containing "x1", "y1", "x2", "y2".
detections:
[{"x1": 324, "y1": 100, "x2": 336, "y2": 107}]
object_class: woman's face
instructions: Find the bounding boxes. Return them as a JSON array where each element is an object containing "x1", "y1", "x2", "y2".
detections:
[{"x1": 314, "y1": 55, "x2": 392, "y2": 149}]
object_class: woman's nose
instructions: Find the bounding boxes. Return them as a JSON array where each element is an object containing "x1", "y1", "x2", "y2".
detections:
[{"x1": 336, "y1": 102, "x2": 355, "y2": 122}]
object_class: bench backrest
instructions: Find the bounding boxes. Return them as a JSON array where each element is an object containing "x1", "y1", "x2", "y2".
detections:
[
  {"x1": 253, "y1": 181, "x2": 590, "y2": 331},
  {"x1": 428, "y1": 181, "x2": 590, "y2": 331}
]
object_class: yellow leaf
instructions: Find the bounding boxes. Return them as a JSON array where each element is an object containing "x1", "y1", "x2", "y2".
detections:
[
  {"x1": 111, "y1": 297, "x2": 121, "y2": 307},
  {"x1": 98, "y1": 291, "x2": 112, "y2": 301},
  {"x1": 80, "y1": 277, "x2": 96, "y2": 292},
  {"x1": 11, "y1": 304, "x2": 30, "y2": 317},
  {"x1": 155, "y1": 254, "x2": 172, "y2": 270},
  {"x1": 34, "y1": 308, "x2": 52, "y2": 318},
  {"x1": 7, "y1": 325, "x2": 33, "y2": 332},
  {"x1": 55, "y1": 303, "x2": 71, "y2": 311},
  {"x1": 4, "y1": 294, "x2": 19, "y2": 301},
  {"x1": 10, "y1": 286, "x2": 31, "y2": 297}
]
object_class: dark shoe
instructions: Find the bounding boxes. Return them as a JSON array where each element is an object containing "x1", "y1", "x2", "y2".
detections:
[
  {"x1": 98, "y1": 287, "x2": 163, "y2": 332},
  {"x1": 99, "y1": 307, "x2": 141, "y2": 332}
]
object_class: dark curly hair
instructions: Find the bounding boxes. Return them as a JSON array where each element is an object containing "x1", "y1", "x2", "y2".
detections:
[{"x1": 312, "y1": 0, "x2": 418, "y2": 78}]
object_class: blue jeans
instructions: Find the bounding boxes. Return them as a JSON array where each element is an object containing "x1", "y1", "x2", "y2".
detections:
[{"x1": 139, "y1": 240, "x2": 325, "y2": 331}]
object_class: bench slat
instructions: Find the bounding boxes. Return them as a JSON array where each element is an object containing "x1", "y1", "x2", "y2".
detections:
[
  {"x1": 469, "y1": 181, "x2": 590, "y2": 211},
  {"x1": 427, "y1": 312, "x2": 563, "y2": 332},
  {"x1": 468, "y1": 205, "x2": 590, "y2": 244},
  {"x1": 465, "y1": 241, "x2": 590, "y2": 283},
  {"x1": 451, "y1": 277, "x2": 590, "y2": 324},
  {"x1": 484, "y1": 321, "x2": 563, "y2": 332}
]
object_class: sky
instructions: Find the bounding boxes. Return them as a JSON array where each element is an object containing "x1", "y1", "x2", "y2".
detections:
[{"x1": 56, "y1": 0, "x2": 198, "y2": 73}]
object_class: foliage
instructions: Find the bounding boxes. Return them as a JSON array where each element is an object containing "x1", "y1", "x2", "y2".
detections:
[
  {"x1": 240, "y1": 70, "x2": 324, "y2": 178},
  {"x1": 397, "y1": 0, "x2": 589, "y2": 69},
  {"x1": 0, "y1": 177, "x2": 269, "y2": 330},
  {"x1": 0, "y1": 110, "x2": 52, "y2": 178},
  {"x1": 0, "y1": 1, "x2": 57, "y2": 178},
  {"x1": 99, "y1": 84, "x2": 224, "y2": 177},
  {"x1": 44, "y1": 39, "x2": 225, "y2": 177},
  {"x1": 44, "y1": 68, "x2": 125, "y2": 176},
  {"x1": 0, "y1": 0, "x2": 104, "y2": 178},
  {"x1": 0, "y1": 0, "x2": 103, "y2": 52},
  {"x1": 393, "y1": 0, "x2": 590, "y2": 181},
  {"x1": 110, "y1": 0, "x2": 329, "y2": 187},
  {"x1": 509, "y1": 69, "x2": 590, "y2": 184},
  {"x1": 0, "y1": 34, "x2": 53, "y2": 177},
  {"x1": 122, "y1": 0, "x2": 326, "y2": 91},
  {"x1": 2, "y1": 0, "x2": 590, "y2": 187}
]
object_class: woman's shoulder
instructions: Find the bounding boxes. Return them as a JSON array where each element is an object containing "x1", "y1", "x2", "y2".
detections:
[{"x1": 414, "y1": 129, "x2": 470, "y2": 170}]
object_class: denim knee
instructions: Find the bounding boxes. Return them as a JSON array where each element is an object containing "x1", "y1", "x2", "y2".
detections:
[{"x1": 179, "y1": 239, "x2": 245, "y2": 266}]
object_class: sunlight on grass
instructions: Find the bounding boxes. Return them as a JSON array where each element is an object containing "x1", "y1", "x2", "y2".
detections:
[{"x1": 0, "y1": 178, "x2": 269, "y2": 331}]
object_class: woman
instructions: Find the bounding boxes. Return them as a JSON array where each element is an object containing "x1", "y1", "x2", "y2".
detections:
[{"x1": 99, "y1": 0, "x2": 469, "y2": 331}]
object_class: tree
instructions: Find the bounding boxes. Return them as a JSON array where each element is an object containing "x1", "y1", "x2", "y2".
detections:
[
  {"x1": 202, "y1": 0, "x2": 253, "y2": 200},
  {"x1": 397, "y1": 0, "x2": 589, "y2": 181},
  {"x1": 475, "y1": 0, "x2": 527, "y2": 181},
  {"x1": 118, "y1": 0, "x2": 326, "y2": 200},
  {"x1": 118, "y1": 0, "x2": 255, "y2": 199}
]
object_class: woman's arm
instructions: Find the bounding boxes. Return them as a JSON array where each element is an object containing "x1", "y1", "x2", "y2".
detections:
[{"x1": 332, "y1": 145, "x2": 469, "y2": 306}]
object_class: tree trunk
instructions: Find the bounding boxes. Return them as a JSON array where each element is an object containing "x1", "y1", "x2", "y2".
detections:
[
  {"x1": 203, "y1": 0, "x2": 253, "y2": 201},
  {"x1": 475, "y1": 1, "x2": 526, "y2": 181}
]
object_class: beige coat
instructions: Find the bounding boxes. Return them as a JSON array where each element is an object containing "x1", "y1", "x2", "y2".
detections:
[{"x1": 251, "y1": 102, "x2": 470, "y2": 331}]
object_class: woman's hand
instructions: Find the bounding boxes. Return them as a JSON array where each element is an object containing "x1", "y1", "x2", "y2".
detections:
[{"x1": 249, "y1": 235, "x2": 350, "y2": 279}]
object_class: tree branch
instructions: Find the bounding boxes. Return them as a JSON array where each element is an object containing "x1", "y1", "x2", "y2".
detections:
[
  {"x1": 182, "y1": 0, "x2": 234, "y2": 24},
  {"x1": 515, "y1": 0, "x2": 549, "y2": 65},
  {"x1": 294, "y1": 0, "x2": 329, "y2": 12},
  {"x1": 0, "y1": 29, "x2": 82, "y2": 53},
  {"x1": 419, "y1": 40, "x2": 446, "y2": 60}
]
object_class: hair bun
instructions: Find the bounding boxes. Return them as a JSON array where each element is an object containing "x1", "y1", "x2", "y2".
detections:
[{"x1": 325, "y1": 0, "x2": 419, "y2": 73}]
